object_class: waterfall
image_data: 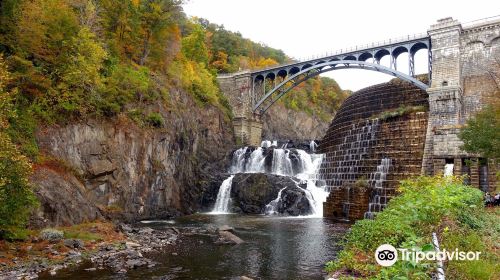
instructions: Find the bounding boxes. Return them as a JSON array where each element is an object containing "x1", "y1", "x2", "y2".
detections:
[
  {"x1": 310, "y1": 140, "x2": 318, "y2": 152},
  {"x1": 212, "y1": 140, "x2": 329, "y2": 217},
  {"x1": 364, "y1": 158, "x2": 391, "y2": 219},
  {"x1": 272, "y1": 149, "x2": 294, "y2": 176},
  {"x1": 265, "y1": 151, "x2": 328, "y2": 217},
  {"x1": 444, "y1": 163, "x2": 454, "y2": 176},
  {"x1": 265, "y1": 187, "x2": 286, "y2": 215},
  {"x1": 302, "y1": 179, "x2": 328, "y2": 217},
  {"x1": 245, "y1": 147, "x2": 266, "y2": 173},
  {"x1": 229, "y1": 147, "x2": 248, "y2": 174},
  {"x1": 211, "y1": 175, "x2": 235, "y2": 214}
]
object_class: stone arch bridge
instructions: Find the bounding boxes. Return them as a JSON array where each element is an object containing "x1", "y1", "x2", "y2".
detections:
[{"x1": 218, "y1": 16, "x2": 500, "y2": 175}]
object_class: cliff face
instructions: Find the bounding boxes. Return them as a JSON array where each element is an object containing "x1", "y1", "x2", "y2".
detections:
[
  {"x1": 262, "y1": 103, "x2": 331, "y2": 141},
  {"x1": 30, "y1": 90, "x2": 234, "y2": 227}
]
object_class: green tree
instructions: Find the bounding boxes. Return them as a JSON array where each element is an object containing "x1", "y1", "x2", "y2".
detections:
[
  {"x1": 60, "y1": 27, "x2": 107, "y2": 92},
  {"x1": 0, "y1": 56, "x2": 38, "y2": 240},
  {"x1": 459, "y1": 105, "x2": 500, "y2": 159},
  {"x1": 182, "y1": 22, "x2": 209, "y2": 65},
  {"x1": 138, "y1": 0, "x2": 177, "y2": 65}
]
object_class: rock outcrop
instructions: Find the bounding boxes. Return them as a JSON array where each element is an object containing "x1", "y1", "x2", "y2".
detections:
[
  {"x1": 276, "y1": 184, "x2": 312, "y2": 216},
  {"x1": 30, "y1": 89, "x2": 234, "y2": 227},
  {"x1": 229, "y1": 173, "x2": 311, "y2": 215},
  {"x1": 262, "y1": 103, "x2": 331, "y2": 141}
]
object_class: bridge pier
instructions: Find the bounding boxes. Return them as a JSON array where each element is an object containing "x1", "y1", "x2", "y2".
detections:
[
  {"x1": 232, "y1": 116, "x2": 263, "y2": 146},
  {"x1": 422, "y1": 18, "x2": 464, "y2": 175},
  {"x1": 217, "y1": 71, "x2": 262, "y2": 146}
]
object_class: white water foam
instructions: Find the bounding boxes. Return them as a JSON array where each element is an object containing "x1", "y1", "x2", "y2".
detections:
[
  {"x1": 211, "y1": 175, "x2": 235, "y2": 214},
  {"x1": 213, "y1": 141, "x2": 329, "y2": 217}
]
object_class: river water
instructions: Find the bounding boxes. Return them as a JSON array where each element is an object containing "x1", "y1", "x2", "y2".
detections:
[
  {"x1": 45, "y1": 214, "x2": 347, "y2": 280},
  {"x1": 44, "y1": 143, "x2": 347, "y2": 279}
]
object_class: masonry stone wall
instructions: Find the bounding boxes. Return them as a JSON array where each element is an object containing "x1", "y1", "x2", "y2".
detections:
[
  {"x1": 320, "y1": 79, "x2": 429, "y2": 220},
  {"x1": 217, "y1": 72, "x2": 263, "y2": 146},
  {"x1": 423, "y1": 17, "x2": 500, "y2": 192}
]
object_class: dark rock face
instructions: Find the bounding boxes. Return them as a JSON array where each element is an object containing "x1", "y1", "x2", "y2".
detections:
[
  {"x1": 30, "y1": 169, "x2": 102, "y2": 227},
  {"x1": 228, "y1": 173, "x2": 311, "y2": 215},
  {"x1": 262, "y1": 103, "x2": 330, "y2": 140},
  {"x1": 277, "y1": 184, "x2": 312, "y2": 216},
  {"x1": 199, "y1": 173, "x2": 229, "y2": 212},
  {"x1": 230, "y1": 174, "x2": 290, "y2": 214},
  {"x1": 31, "y1": 90, "x2": 234, "y2": 227}
]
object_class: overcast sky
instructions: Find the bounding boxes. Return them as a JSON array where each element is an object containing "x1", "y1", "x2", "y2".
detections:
[{"x1": 183, "y1": 0, "x2": 500, "y2": 91}]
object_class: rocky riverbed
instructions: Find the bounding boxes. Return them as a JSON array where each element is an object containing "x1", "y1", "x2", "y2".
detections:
[{"x1": 0, "y1": 223, "x2": 246, "y2": 280}]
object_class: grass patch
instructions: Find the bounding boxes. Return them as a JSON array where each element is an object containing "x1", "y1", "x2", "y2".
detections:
[{"x1": 374, "y1": 105, "x2": 426, "y2": 121}]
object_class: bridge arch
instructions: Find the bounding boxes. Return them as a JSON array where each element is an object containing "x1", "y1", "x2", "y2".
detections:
[
  {"x1": 358, "y1": 52, "x2": 373, "y2": 62},
  {"x1": 252, "y1": 60, "x2": 429, "y2": 114},
  {"x1": 392, "y1": 46, "x2": 409, "y2": 58},
  {"x1": 374, "y1": 49, "x2": 391, "y2": 63}
]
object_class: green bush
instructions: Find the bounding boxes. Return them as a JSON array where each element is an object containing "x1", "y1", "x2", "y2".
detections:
[
  {"x1": 326, "y1": 176, "x2": 496, "y2": 279},
  {"x1": 375, "y1": 105, "x2": 427, "y2": 121},
  {"x1": 0, "y1": 56, "x2": 38, "y2": 240},
  {"x1": 146, "y1": 112, "x2": 165, "y2": 128}
]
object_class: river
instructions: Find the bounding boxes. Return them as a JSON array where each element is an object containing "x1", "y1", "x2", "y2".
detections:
[{"x1": 43, "y1": 214, "x2": 347, "y2": 280}]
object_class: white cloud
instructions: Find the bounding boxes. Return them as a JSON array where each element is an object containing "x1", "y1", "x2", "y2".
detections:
[{"x1": 183, "y1": 0, "x2": 500, "y2": 91}]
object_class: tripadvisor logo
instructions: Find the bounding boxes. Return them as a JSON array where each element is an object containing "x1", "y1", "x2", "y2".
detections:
[
  {"x1": 375, "y1": 244, "x2": 481, "y2": 267},
  {"x1": 375, "y1": 244, "x2": 398, "y2": 266}
]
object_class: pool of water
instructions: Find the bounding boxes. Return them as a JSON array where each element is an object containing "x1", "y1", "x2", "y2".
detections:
[{"x1": 45, "y1": 214, "x2": 348, "y2": 280}]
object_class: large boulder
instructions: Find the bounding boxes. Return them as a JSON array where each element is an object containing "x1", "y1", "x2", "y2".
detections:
[
  {"x1": 229, "y1": 173, "x2": 311, "y2": 215},
  {"x1": 277, "y1": 184, "x2": 312, "y2": 216}
]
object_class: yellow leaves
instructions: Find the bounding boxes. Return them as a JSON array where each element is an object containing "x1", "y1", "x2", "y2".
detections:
[
  {"x1": 251, "y1": 57, "x2": 278, "y2": 69},
  {"x1": 131, "y1": 0, "x2": 140, "y2": 7},
  {"x1": 61, "y1": 27, "x2": 107, "y2": 91},
  {"x1": 0, "y1": 55, "x2": 15, "y2": 130},
  {"x1": 17, "y1": 0, "x2": 79, "y2": 62},
  {"x1": 211, "y1": 51, "x2": 230, "y2": 72}
]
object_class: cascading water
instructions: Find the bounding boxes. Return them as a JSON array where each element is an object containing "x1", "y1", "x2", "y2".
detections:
[
  {"x1": 310, "y1": 140, "x2": 318, "y2": 153},
  {"x1": 265, "y1": 187, "x2": 286, "y2": 215},
  {"x1": 444, "y1": 163, "x2": 454, "y2": 176},
  {"x1": 211, "y1": 140, "x2": 329, "y2": 216},
  {"x1": 271, "y1": 149, "x2": 294, "y2": 176},
  {"x1": 211, "y1": 175, "x2": 235, "y2": 214},
  {"x1": 322, "y1": 119, "x2": 380, "y2": 191},
  {"x1": 364, "y1": 158, "x2": 392, "y2": 219},
  {"x1": 245, "y1": 147, "x2": 266, "y2": 173}
]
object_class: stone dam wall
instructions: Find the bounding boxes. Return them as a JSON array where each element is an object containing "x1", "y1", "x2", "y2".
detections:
[{"x1": 318, "y1": 79, "x2": 429, "y2": 221}]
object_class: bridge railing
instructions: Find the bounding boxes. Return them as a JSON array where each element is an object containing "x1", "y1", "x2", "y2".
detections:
[
  {"x1": 462, "y1": 14, "x2": 500, "y2": 29},
  {"x1": 252, "y1": 32, "x2": 429, "y2": 73},
  {"x1": 298, "y1": 32, "x2": 429, "y2": 62}
]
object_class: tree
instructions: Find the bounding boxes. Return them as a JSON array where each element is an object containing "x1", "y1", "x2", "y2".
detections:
[
  {"x1": 138, "y1": 0, "x2": 173, "y2": 65},
  {"x1": 211, "y1": 51, "x2": 229, "y2": 73},
  {"x1": 459, "y1": 48, "x2": 500, "y2": 159},
  {"x1": 16, "y1": 0, "x2": 80, "y2": 64},
  {"x1": 0, "y1": 56, "x2": 38, "y2": 240},
  {"x1": 459, "y1": 105, "x2": 500, "y2": 159},
  {"x1": 60, "y1": 27, "x2": 107, "y2": 92},
  {"x1": 181, "y1": 22, "x2": 209, "y2": 65}
]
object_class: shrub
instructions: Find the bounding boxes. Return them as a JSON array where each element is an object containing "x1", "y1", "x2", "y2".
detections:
[
  {"x1": 354, "y1": 175, "x2": 369, "y2": 188},
  {"x1": 375, "y1": 105, "x2": 427, "y2": 121},
  {"x1": 0, "y1": 56, "x2": 38, "y2": 240},
  {"x1": 146, "y1": 112, "x2": 165, "y2": 128},
  {"x1": 326, "y1": 175, "x2": 493, "y2": 279},
  {"x1": 39, "y1": 228, "x2": 64, "y2": 242}
]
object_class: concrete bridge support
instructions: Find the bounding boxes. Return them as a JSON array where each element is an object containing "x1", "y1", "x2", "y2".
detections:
[
  {"x1": 217, "y1": 72, "x2": 262, "y2": 146},
  {"x1": 422, "y1": 18, "x2": 464, "y2": 175}
]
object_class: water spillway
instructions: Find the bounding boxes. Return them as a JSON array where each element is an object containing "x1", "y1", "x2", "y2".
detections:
[
  {"x1": 211, "y1": 142, "x2": 328, "y2": 217},
  {"x1": 319, "y1": 78, "x2": 429, "y2": 221}
]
